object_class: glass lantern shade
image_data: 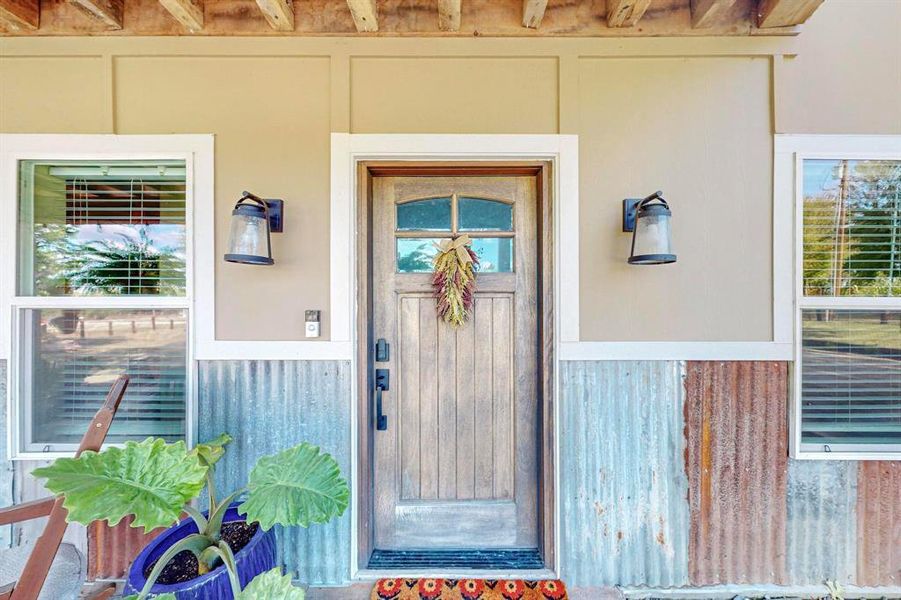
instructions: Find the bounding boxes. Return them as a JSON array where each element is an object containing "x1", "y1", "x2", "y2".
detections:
[
  {"x1": 629, "y1": 198, "x2": 676, "y2": 265},
  {"x1": 224, "y1": 201, "x2": 274, "y2": 265}
]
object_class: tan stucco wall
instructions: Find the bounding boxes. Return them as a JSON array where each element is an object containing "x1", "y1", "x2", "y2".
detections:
[
  {"x1": 1, "y1": 0, "x2": 899, "y2": 342},
  {"x1": 777, "y1": 0, "x2": 901, "y2": 135}
]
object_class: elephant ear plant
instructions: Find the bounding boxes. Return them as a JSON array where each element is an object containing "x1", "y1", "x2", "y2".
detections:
[{"x1": 32, "y1": 434, "x2": 348, "y2": 599}]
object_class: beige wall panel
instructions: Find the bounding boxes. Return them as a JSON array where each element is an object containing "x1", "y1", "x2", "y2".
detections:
[
  {"x1": 578, "y1": 57, "x2": 772, "y2": 341},
  {"x1": 778, "y1": 0, "x2": 901, "y2": 134},
  {"x1": 350, "y1": 57, "x2": 558, "y2": 134},
  {"x1": 115, "y1": 56, "x2": 331, "y2": 341},
  {"x1": 0, "y1": 57, "x2": 107, "y2": 133}
]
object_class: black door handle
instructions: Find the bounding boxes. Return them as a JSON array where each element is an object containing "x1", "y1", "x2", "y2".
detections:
[{"x1": 375, "y1": 368, "x2": 389, "y2": 431}]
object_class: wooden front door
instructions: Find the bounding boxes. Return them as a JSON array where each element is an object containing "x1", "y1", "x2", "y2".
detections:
[{"x1": 371, "y1": 174, "x2": 540, "y2": 550}]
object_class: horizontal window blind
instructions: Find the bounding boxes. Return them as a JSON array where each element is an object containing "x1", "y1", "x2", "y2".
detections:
[
  {"x1": 26, "y1": 309, "x2": 186, "y2": 448},
  {"x1": 66, "y1": 178, "x2": 186, "y2": 226},
  {"x1": 801, "y1": 310, "x2": 901, "y2": 447},
  {"x1": 803, "y1": 159, "x2": 901, "y2": 297}
]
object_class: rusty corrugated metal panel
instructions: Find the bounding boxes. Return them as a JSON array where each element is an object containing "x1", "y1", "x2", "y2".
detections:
[
  {"x1": 857, "y1": 461, "x2": 901, "y2": 586},
  {"x1": 198, "y1": 360, "x2": 352, "y2": 586},
  {"x1": 684, "y1": 361, "x2": 788, "y2": 585},
  {"x1": 560, "y1": 361, "x2": 689, "y2": 587},
  {"x1": 88, "y1": 518, "x2": 163, "y2": 580},
  {"x1": 786, "y1": 460, "x2": 857, "y2": 584}
]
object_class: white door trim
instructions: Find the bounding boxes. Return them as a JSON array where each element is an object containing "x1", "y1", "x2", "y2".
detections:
[{"x1": 331, "y1": 133, "x2": 579, "y2": 579}]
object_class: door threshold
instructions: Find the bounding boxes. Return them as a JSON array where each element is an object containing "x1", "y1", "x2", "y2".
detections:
[
  {"x1": 356, "y1": 567, "x2": 558, "y2": 581},
  {"x1": 368, "y1": 548, "x2": 544, "y2": 570}
]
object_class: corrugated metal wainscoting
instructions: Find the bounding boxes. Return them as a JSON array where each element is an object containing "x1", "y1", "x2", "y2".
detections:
[
  {"x1": 560, "y1": 361, "x2": 690, "y2": 587},
  {"x1": 198, "y1": 360, "x2": 352, "y2": 586},
  {"x1": 0, "y1": 357, "x2": 898, "y2": 591}
]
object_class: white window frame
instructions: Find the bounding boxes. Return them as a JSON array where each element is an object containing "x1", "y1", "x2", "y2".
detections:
[
  {"x1": 776, "y1": 134, "x2": 901, "y2": 460},
  {"x1": 0, "y1": 134, "x2": 214, "y2": 460}
]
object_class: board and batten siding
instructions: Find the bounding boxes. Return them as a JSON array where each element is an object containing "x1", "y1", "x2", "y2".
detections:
[{"x1": 0, "y1": 42, "x2": 777, "y2": 346}]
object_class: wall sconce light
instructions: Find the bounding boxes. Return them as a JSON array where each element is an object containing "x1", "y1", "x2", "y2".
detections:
[
  {"x1": 224, "y1": 191, "x2": 284, "y2": 266},
  {"x1": 622, "y1": 191, "x2": 676, "y2": 265}
]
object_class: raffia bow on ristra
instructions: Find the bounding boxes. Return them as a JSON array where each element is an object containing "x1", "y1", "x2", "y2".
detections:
[{"x1": 432, "y1": 235, "x2": 480, "y2": 327}]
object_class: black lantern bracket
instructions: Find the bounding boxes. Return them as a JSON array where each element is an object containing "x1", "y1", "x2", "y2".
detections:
[
  {"x1": 240, "y1": 191, "x2": 284, "y2": 233},
  {"x1": 622, "y1": 190, "x2": 663, "y2": 232}
]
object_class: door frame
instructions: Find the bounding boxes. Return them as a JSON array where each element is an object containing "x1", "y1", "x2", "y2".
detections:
[{"x1": 331, "y1": 134, "x2": 580, "y2": 578}]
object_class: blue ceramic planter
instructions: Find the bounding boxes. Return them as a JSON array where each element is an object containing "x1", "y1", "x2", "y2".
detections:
[{"x1": 124, "y1": 504, "x2": 278, "y2": 600}]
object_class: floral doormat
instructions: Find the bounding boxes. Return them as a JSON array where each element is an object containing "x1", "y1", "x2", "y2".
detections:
[{"x1": 371, "y1": 578, "x2": 567, "y2": 600}]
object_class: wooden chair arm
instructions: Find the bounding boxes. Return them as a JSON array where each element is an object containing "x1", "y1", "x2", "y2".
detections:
[
  {"x1": 0, "y1": 582, "x2": 14, "y2": 600},
  {"x1": 0, "y1": 498, "x2": 55, "y2": 526}
]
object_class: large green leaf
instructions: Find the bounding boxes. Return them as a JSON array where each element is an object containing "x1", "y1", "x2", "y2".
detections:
[
  {"x1": 239, "y1": 568, "x2": 305, "y2": 600},
  {"x1": 32, "y1": 438, "x2": 207, "y2": 533},
  {"x1": 238, "y1": 443, "x2": 348, "y2": 531},
  {"x1": 191, "y1": 433, "x2": 232, "y2": 468}
]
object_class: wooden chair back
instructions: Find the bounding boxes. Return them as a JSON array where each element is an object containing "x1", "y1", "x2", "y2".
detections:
[{"x1": 0, "y1": 375, "x2": 129, "y2": 600}]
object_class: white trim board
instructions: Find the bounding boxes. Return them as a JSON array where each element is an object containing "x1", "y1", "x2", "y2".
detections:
[{"x1": 559, "y1": 342, "x2": 793, "y2": 361}]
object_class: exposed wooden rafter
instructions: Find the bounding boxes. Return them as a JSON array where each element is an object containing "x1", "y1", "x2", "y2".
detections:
[
  {"x1": 607, "y1": 0, "x2": 652, "y2": 27},
  {"x1": 159, "y1": 0, "x2": 203, "y2": 32},
  {"x1": 0, "y1": 0, "x2": 38, "y2": 30},
  {"x1": 346, "y1": 0, "x2": 378, "y2": 32},
  {"x1": 690, "y1": 0, "x2": 736, "y2": 28},
  {"x1": 255, "y1": 0, "x2": 294, "y2": 31},
  {"x1": 0, "y1": 0, "x2": 819, "y2": 37},
  {"x1": 757, "y1": 0, "x2": 823, "y2": 28},
  {"x1": 68, "y1": 0, "x2": 122, "y2": 28},
  {"x1": 522, "y1": 0, "x2": 548, "y2": 29},
  {"x1": 438, "y1": 0, "x2": 460, "y2": 32}
]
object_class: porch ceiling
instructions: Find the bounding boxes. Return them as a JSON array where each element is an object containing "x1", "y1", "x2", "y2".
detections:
[{"x1": 0, "y1": 0, "x2": 825, "y2": 37}]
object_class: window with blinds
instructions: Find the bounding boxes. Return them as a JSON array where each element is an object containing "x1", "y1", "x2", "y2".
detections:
[
  {"x1": 15, "y1": 160, "x2": 189, "y2": 453},
  {"x1": 18, "y1": 161, "x2": 187, "y2": 297},
  {"x1": 800, "y1": 158, "x2": 901, "y2": 453}
]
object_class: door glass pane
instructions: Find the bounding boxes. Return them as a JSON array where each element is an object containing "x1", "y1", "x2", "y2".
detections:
[
  {"x1": 396, "y1": 197, "x2": 452, "y2": 231},
  {"x1": 800, "y1": 309, "x2": 901, "y2": 448},
  {"x1": 471, "y1": 238, "x2": 514, "y2": 272},
  {"x1": 17, "y1": 160, "x2": 187, "y2": 297},
  {"x1": 396, "y1": 238, "x2": 440, "y2": 272},
  {"x1": 21, "y1": 308, "x2": 187, "y2": 448},
  {"x1": 802, "y1": 159, "x2": 901, "y2": 297},
  {"x1": 458, "y1": 197, "x2": 513, "y2": 232}
]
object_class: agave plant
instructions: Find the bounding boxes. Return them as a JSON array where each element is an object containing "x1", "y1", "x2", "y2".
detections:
[{"x1": 32, "y1": 434, "x2": 348, "y2": 599}]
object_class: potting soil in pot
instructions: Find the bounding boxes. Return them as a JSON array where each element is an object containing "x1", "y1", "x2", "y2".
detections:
[{"x1": 144, "y1": 521, "x2": 260, "y2": 585}]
